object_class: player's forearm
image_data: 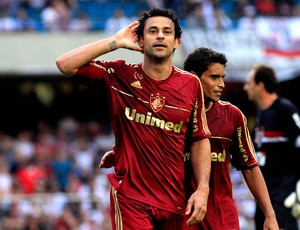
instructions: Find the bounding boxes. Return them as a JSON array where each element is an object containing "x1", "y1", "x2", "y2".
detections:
[
  {"x1": 56, "y1": 36, "x2": 121, "y2": 76},
  {"x1": 190, "y1": 138, "x2": 211, "y2": 192},
  {"x1": 242, "y1": 167, "x2": 276, "y2": 218}
]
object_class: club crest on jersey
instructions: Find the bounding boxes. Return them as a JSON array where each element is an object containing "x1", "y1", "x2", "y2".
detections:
[{"x1": 150, "y1": 94, "x2": 165, "y2": 112}]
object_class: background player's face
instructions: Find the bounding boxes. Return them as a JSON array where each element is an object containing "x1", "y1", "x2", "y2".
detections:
[
  {"x1": 139, "y1": 16, "x2": 179, "y2": 59},
  {"x1": 244, "y1": 70, "x2": 258, "y2": 102},
  {"x1": 200, "y1": 63, "x2": 225, "y2": 106}
]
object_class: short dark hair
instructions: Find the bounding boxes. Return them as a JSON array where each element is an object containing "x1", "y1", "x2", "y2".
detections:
[
  {"x1": 136, "y1": 7, "x2": 182, "y2": 41},
  {"x1": 183, "y1": 47, "x2": 227, "y2": 77},
  {"x1": 252, "y1": 64, "x2": 279, "y2": 93}
]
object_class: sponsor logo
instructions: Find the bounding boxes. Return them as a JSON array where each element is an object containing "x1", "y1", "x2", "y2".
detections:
[
  {"x1": 185, "y1": 151, "x2": 226, "y2": 163},
  {"x1": 125, "y1": 107, "x2": 183, "y2": 133},
  {"x1": 211, "y1": 150, "x2": 226, "y2": 162},
  {"x1": 237, "y1": 127, "x2": 249, "y2": 162}
]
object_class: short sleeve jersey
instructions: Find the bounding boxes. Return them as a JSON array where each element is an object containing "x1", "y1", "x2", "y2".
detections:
[
  {"x1": 184, "y1": 100, "x2": 258, "y2": 229},
  {"x1": 76, "y1": 60, "x2": 210, "y2": 214}
]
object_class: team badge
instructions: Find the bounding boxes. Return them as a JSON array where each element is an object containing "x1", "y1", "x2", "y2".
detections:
[{"x1": 150, "y1": 94, "x2": 165, "y2": 112}]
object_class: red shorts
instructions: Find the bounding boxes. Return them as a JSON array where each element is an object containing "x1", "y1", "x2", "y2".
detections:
[{"x1": 110, "y1": 187, "x2": 185, "y2": 230}]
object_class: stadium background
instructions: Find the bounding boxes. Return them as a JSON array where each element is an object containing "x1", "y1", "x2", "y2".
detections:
[{"x1": 0, "y1": 0, "x2": 300, "y2": 229}]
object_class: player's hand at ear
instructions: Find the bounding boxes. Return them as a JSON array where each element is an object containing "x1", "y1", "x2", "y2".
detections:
[
  {"x1": 99, "y1": 149, "x2": 115, "y2": 168},
  {"x1": 185, "y1": 189, "x2": 208, "y2": 225},
  {"x1": 114, "y1": 21, "x2": 142, "y2": 52}
]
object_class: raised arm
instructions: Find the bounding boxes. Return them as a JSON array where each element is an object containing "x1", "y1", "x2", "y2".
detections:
[
  {"x1": 56, "y1": 21, "x2": 142, "y2": 76},
  {"x1": 242, "y1": 167, "x2": 279, "y2": 229}
]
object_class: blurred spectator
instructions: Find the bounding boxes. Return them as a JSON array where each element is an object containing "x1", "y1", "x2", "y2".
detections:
[
  {"x1": 69, "y1": 10, "x2": 91, "y2": 32},
  {"x1": 57, "y1": 115, "x2": 79, "y2": 141},
  {"x1": 277, "y1": 0, "x2": 296, "y2": 16},
  {"x1": 2, "y1": 203, "x2": 25, "y2": 230},
  {"x1": 13, "y1": 131, "x2": 35, "y2": 161},
  {"x1": 41, "y1": 0, "x2": 60, "y2": 31},
  {"x1": 0, "y1": 133, "x2": 15, "y2": 168},
  {"x1": 19, "y1": 0, "x2": 48, "y2": 11},
  {"x1": 41, "y1": 0, "x2": 71, "y2": 32},
  {"x1": 104, "y1": 8, "x2": 131, "y2": 35},
  {"x1": 237, "y1": 4, "x2": 258, "y2": 31},
  {"x1": 232, "y1": 0, "x2": 250, "y2": 20},
  {"x1": 14, "y1": 7, "x2": 36, "y2": 32},
  {"x1": 254, "y1": 0, "x2": 277, "y2": 15},
  {"x1": 0, "y1": 157, "x2": 13, "y2": 195},
  {"x1": 50, "y1": 148, "x2": 72, "y2": 192},
  {"x1": 54, "y1": 204, "x2": 80, "y2": 229},
  {"x1": 144, "y1": 0, "x2": 165, "y2": 8},
  {"x1": 15, "y1": 156, "x2": 46, "y2": 194},
  {"x1": 0, "y1": 9, "x2": 17, "y2": 32},
  {"x1": 0, "y1": 0, "x2": 10, "y2": 10},
  {"x1": 71, "y1": 137, "x2": 96, "y2": 179},
  {"x1": 34, "y1": 129, "x2": 56, "y2": 167},
  {"x1": 184, "y1": 2, "x2": 206, "y2": 29},
  {"x1": 212, "y1": 6, "x2": 233, "y2": 30}
]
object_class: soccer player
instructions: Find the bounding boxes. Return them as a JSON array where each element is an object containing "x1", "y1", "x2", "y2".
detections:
[
  {"x1": 183, "y1": 48, "x2": 279, "y2": 229},
  {"x1": 100, "y1": 47, "x2": 279, "y2": 229},
  {"x1": 56, "y1": 8, "x2": 211, "y2": 230},
  {"x1": 244, "y1": 64, "x2": 300, "y2": 229}
]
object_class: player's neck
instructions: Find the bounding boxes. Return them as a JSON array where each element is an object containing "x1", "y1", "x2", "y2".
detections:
[
  {"x1": 142, "y1": 58, "x2": 173, "y2": 80},
  {"x1": 259, "y1": 92, "x2": 278, "y2": 110},
  {"x1": 205, "y1": 101, "x2": 213, "y2": 111}
]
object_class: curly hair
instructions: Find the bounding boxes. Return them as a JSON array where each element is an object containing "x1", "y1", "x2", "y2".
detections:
[
  {"x1": 136, "y1": 7, "x2": 182, "y2": 41},
  {"x1": 184, "y1": 47, "x2": 227, "y2": 77}
]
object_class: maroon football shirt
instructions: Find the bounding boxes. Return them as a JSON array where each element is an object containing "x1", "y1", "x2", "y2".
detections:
[
  {"x1": 184, "y1": 100, "x2": 259, "y2": 229},
  {"x1": 76, "y1": 60, "x2": 210, "y2": 214}
]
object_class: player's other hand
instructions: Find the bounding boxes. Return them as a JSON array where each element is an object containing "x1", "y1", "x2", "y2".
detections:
[
  {"x1": 185, "y1": 189, "x2": 208, "y2": 225},
  {"x1": 99, "y1": 149, "x2": 115, "y2": 168}
]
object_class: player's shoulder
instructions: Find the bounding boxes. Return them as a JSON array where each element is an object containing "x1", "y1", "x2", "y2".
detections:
[
  {"x1": 217, "y1": 100, "x2": 245, "y2": 115},
  {"x1": 278, "y1": 97, "x2": 298, "y2": 110},
  {"x1": 173, "y1": 66, "x2": 199, "y2": 80}
]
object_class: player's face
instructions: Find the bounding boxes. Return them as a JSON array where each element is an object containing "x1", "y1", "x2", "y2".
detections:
[
  {"x1": 139, "y1": 16, "x2": 180, "y2": 60},
  {"x1": 243, "y1": 70, "x2": 258, "y2": 102},
  {"x1": 200, "y1": 63, "x2": 225, "y2": 106}
]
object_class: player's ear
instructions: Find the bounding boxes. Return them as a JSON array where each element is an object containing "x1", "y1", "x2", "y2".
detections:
[
  {"x1": 138, "y1": 37, "x2": 144, "y2": 48},
  {"x1": 174, "y1": 38, "x2": 180, "y2": 49},
  {"x1": 138, "y1": 38, "x2": 144, "y2": 53}
]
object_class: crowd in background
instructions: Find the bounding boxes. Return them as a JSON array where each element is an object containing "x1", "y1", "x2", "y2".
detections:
[
  {"x1": 1, "y1": 0, "x2": 300, "y2": 33},
  {"x1": 0, "y1": 117, "x2": 115, "y2": 229}
]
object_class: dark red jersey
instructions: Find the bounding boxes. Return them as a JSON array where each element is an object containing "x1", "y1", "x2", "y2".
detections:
[
  {"x1": 184, "y1": 100, "x2": 258, "y2": 229},
  {"x1": 76, "y1": 60, "x2": 210, "y2": 214}
]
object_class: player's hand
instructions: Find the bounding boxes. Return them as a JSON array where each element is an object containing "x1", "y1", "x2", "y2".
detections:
[
  {"x1": 185, "y1": 188, "x2": 208, "y2": 225},
  {"x1": 99, "y1": 149, "x2": 115, "y2": 168},
  {"x1": 114, "y1": 21, "x2": 142, "y2": 52},
  {"x1": 263, "y1": 216, "x2": 279, "y2": 230}
]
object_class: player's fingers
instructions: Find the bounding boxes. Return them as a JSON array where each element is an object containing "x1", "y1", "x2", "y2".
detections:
[
  {"x1": 185, "y1": 199, "x2": 193, "y2": 215},
  {"x1": 99, "y1": 160, "x2": 104, "y2": 168},
  {"x1": 186, "y1": 207, "x2": 206, "y2": 225}
]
